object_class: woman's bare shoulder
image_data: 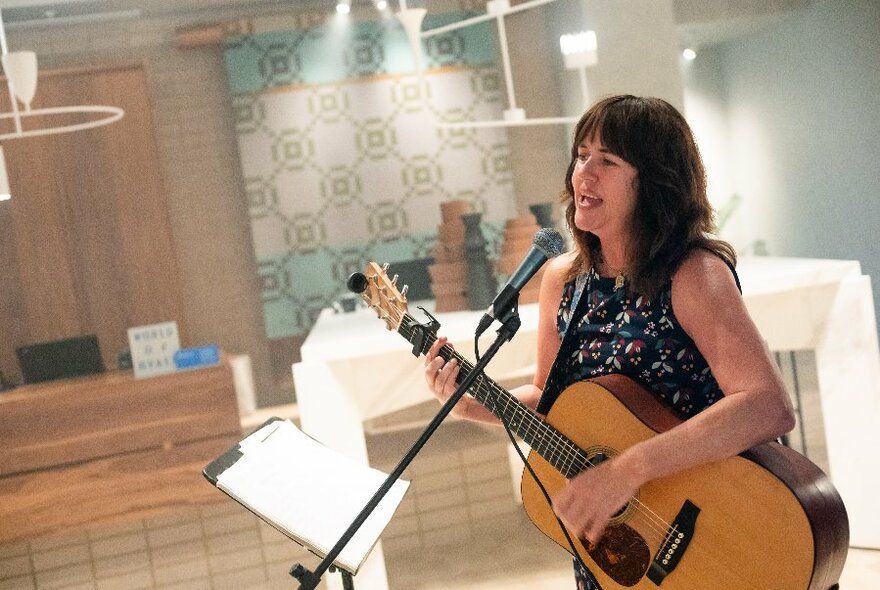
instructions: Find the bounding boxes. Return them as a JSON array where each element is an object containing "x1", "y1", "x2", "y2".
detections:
[
  {"x1": 548, "y1": 250, "x2": 578, "y2": 274},
  {"x1": 540, "y1": 250, "x2": 578, "y2": 300},
  {"x1": 671, "y1": 248, "x2": 742, "y2": 330},
  {"x1": 673, "y1": 248, "x2": 735, "y2": 290}
]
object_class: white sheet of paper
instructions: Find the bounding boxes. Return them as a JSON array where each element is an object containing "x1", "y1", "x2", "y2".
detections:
[{"x1": 216, "y1": 419, "x2": 408, "y2": 573}]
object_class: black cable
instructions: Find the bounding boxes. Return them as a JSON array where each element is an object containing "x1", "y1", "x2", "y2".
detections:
[
  {"x1": 500, "y1": 409, "x2": 598, "y2": 583},
  {"x1": 473, "y1": 332, "x2": 599, "y2": 586}
]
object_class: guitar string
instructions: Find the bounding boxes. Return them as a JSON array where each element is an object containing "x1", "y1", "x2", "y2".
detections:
[
  {"x1": 401, "y1": 316, "x2": 675, "y2": 540},
  {"x1": 471, "y1": 363, "x2": 677, "y2": 543},
  {"x1": 416, "y1": 323, "x2": 674, "y2": 543},
  {"x1": 391, "y1": 309, "x2": 676, "y2": 541},
  {"x1": 450, "y1": 337, "x2": 674, "y2": 542}
]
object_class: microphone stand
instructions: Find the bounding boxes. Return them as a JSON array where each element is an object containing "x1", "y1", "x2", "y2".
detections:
[{"x1": 290, "y1": 306, "x2": 522, "y2": 589}]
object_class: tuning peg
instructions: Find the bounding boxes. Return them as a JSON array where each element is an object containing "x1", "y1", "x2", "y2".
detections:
[
  {"x1": 401, "y1": 285, "x2": 409, "y2": 297},
  {"x1": 381, "y1": 262, "x2": 389, "y2": 272},
  {"x1": 391, "y1": 274, "x2": 399, "y2": 285}
]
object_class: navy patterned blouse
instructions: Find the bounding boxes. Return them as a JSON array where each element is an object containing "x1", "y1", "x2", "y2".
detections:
[{"x1": 539, "y1": 265, "x2": 735, "y2": 418}]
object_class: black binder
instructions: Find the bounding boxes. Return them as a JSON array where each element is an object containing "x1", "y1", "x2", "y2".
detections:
[{"x1": 203, "y1": 417, "x2": 276, "y2": 486}]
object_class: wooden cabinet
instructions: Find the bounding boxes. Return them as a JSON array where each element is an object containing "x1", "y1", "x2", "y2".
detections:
[{"x1": 0, "y1": 364, "x2": 241, "y2": 544}]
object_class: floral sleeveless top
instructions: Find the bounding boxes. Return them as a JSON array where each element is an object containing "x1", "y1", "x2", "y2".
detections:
[{"x1": 539, "y1": 266, "x2": 735, "y2": 418}]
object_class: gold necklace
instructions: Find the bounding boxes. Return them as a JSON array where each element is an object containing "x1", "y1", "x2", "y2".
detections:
[{"x1": 602, "y1": 261, "x2": 626, "y2": 290}]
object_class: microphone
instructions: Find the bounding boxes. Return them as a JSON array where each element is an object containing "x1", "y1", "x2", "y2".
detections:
[{"x1": 477, "y1": 227, "x2": 564, "y2": 334}]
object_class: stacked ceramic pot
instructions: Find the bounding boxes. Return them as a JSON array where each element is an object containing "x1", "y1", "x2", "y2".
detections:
[
  {"x1": 497, "y1": 213, "x2": 543, "y2": 305},
  {"x1": 428, "y1": 200, "x2": 469, "y2": 312}
]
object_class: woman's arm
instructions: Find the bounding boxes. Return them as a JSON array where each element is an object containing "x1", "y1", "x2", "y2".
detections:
[
  {"x1": 553, "y1": 249, "x2": 796, "y2": 543},
  {"x1": 423, "y1": 252, "x2": 573, "y2": 423}
]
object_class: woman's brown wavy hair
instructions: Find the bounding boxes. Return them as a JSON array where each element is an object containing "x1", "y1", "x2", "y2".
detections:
[{"x1": 562, "y1": 95, "x2": 735, "y2": 297}]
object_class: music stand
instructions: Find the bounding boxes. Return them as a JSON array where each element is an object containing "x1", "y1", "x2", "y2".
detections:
[{"x1": 203, "y1": 417, "x2": 410, "y2": 588}]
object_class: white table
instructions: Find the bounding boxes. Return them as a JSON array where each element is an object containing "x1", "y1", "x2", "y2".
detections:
[
  {"x1": 736, "y1": 257, "x2": 880, "y2": 550},
  {"x1": 293, "y1": 256, "x2": 880, "y2": 589}
]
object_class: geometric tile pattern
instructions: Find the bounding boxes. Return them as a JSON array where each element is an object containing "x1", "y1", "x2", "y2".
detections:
[{"x1": 225, "y1": 13, "x2": 516, "y2": 338}]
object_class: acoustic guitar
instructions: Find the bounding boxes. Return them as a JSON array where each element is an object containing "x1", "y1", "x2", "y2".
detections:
[{"x1": 351, "y1": 262, "x2": 849, "y2": 589}]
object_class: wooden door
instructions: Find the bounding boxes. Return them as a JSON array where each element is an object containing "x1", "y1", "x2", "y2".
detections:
[{"x1": 0, "y1": 63, "x2": 187, "y2": 379}]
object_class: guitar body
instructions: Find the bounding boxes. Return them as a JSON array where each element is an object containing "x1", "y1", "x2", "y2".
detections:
[{"x1": 521, "y1": 375, "x2": 849, "y2": 590}]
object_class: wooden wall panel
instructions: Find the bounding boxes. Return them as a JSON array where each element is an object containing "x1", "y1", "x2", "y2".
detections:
[
  {"x1": 96, "y1": 69, "x2": 187, "y2": 328},
  {"x1": 0, "y1": 63, "x2": 186, "y2": 376},
  {"x1": 0, "y1": 205, "x2": 27, "y2": 383},
  {"x1": 6, "y1": 135, "x2": 83, "y2": 337}
]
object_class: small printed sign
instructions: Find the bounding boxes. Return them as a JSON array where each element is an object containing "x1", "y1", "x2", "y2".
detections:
[{"x1": 127, "y1": 321, "x2": 181, "y2": 378}]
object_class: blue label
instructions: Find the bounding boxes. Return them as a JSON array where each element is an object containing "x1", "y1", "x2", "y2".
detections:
[{"x1": 174, "y1": 345, "x2": 221, "y2": 369}]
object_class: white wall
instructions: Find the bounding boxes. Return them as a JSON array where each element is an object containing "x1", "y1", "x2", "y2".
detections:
[
  {"x1": 684, "y1": 0, "x2": 880, "y2": 332},
  {"x1": 681, "y1": 46, "x2": 740, "y2": 242}
]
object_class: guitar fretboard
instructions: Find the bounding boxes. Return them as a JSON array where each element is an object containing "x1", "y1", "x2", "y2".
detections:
[{"x1": 398, "y1": 313, "x2": 592, "y2": 479}]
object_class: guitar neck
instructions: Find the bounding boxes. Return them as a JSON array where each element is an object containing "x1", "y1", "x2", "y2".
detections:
[{"x1": 398, "y1": 312, "x2": 586, "y2": 478}]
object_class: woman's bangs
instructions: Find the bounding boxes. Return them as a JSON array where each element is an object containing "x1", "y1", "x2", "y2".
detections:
[
  {"x1": 596, "y1": 107, "x2": 636, "y2": 162},
  {"x1": 576, "y1": 100, "x2": 635, "y2": 164}
]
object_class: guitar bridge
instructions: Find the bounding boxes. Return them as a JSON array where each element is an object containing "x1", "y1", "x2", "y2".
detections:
[{"x1": 646, "y1": 499, "x2": 699, "y2": 585}]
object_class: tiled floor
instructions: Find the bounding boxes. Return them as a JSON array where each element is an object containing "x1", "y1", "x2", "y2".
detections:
[{"x1": 385, "y1": 509, "x2": 880, "y2": 589}]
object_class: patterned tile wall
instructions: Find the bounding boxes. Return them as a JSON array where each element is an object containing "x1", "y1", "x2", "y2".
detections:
[{"x1": 224, "y1": 12, "x2": 517, "y2": 339}]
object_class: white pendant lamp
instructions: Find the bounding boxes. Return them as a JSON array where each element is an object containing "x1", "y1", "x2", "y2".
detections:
[{"x1": 0, "y1": 7, "x2": 125, "y2": 200}]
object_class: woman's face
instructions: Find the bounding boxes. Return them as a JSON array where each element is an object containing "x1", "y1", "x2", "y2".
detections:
[{"x1": 570, "y1": 133, "x2": 639, "y2": 245}]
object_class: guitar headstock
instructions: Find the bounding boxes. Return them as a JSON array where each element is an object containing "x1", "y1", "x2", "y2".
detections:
[{"x1": 347, "y1": 262, "x2": 409, "y2": 331}]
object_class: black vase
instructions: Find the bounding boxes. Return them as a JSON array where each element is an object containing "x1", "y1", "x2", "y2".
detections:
[
  {"x1": 529, "y1": 202, "x2": 554, "y2": 229},
  {"x1": 462, "y1": 212, "x2": 497, "y2": 310}
]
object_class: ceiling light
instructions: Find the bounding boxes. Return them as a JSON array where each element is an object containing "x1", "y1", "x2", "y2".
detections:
[
  {"x1": 558, "y1": 30, "x2": 599, "y2": 112},
  {"x1": 336, "y1": 1, "x2": 351, "y2": 14},
  {"x1": 560, "y1": 30, "x2": 598, "y2": 70},
  {"x1": 399, "y1": 0, "x2": 580, "y2": 129},
  {"x1": 682, "y1": 48, "x2": 697, "y2": 61}
]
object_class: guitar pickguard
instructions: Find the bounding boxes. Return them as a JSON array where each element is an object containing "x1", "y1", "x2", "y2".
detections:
[{"x1": 586, "y1": 523, "x2": 651, "y2": 587}]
